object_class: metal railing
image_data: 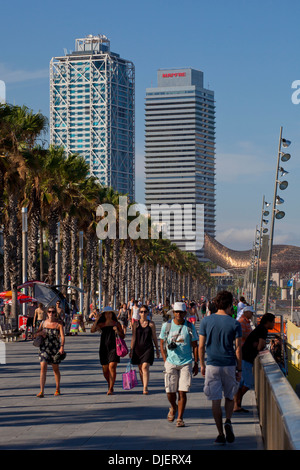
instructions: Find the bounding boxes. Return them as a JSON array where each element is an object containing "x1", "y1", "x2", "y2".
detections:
[{"x1": 254, "y1": 350, "x2": 300, "y2": 450}]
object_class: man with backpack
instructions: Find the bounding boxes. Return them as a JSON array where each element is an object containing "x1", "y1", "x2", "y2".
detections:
[{"x1": 159, "y1": 302, "x2": 199, "y2": 427}]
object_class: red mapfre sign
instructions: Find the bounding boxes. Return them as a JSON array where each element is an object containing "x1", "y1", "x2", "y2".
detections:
[{"x1": 162, "y1": 72, "x2": 186, "y2": 78}]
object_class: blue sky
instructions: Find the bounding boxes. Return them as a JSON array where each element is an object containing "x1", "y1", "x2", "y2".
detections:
[{"x1": 1, "y1": 0, "x2": 300, "y2": 251}]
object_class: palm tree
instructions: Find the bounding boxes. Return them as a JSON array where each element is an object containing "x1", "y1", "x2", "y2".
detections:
[{"x1": 0, "y1": 104, "x2": 47, "y2": 326}]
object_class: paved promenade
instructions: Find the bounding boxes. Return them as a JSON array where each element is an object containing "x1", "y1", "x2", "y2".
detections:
[{"x1": 0, "y1": 314, "x2": 264, "y2": 451}]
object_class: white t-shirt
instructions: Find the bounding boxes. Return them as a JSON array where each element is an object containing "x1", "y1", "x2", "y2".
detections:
[
  {"x1": 132, "y1": 306, "x2": 140, "y2": 320},
  {"x1": 237, "y1": 302, "x2": 246, "y2": 314}
]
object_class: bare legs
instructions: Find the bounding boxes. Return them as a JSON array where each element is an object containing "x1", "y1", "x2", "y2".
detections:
[
  {"x1": 138, "y1": 363, "x2": 150, "y2": 394},
  {"x1": 234, "y1": 385, "x2": 249, "y2": 411},
  {"x1": 102, "y1": 362, "x2": 117, "y2": 395},
  {"x1": 212, "y1": 398, "x2": 234, "y2": 436},
  {"x1": 38, "y1": 362, "x2": 61, "y2": 396},
  {"x1": 167, "y1": 391, "x2": 187, "y2": 421}
]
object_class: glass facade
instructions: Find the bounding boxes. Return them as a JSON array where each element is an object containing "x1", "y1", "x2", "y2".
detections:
[
  {"x1": 50, "y1": 35, "x2": 135, "y2": 200},
  {"x1": 145, "y1": 69, "x2": 216, "y2": 261}
]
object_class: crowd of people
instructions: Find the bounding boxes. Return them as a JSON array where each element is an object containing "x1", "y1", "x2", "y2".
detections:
[{"x1": 26, "y1": 291, "x2": 281, "y2": 445}]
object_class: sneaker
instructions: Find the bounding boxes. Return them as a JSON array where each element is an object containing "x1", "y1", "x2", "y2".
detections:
[
  {"x1": 214, "y1": 434, "x2": 226, "y2": 445},
  {"x1": 224, "y1": 420, "x2": 235, "y2": 443}
]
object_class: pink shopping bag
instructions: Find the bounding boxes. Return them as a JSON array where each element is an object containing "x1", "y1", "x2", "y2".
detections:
[{"x1": 122, "y1": 362, "x2": 138, "y2": 390}]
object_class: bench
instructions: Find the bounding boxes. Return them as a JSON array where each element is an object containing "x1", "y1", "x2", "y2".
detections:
[{"x1": 0, "y1": 323, "x2": 22, "y2": 342}]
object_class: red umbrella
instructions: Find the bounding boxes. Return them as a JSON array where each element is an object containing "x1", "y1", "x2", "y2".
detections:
[
  {"x1": 0, "y1": 290, "x2": 14, "y2": 299},
  {"x1": 4, "y1": 294, "x2": 37, "y2": 305}
]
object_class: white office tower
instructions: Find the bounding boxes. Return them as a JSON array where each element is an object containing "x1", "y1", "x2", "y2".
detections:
[
  {"x1": 145, "y1": 69, "x2": 215, "y2": 260},
  {"x1": 0, "y1": 80, "x2": 5, "y2": 103},
  {"x1": 50, "y1": 34, "x2": 135, "y2": 200}
]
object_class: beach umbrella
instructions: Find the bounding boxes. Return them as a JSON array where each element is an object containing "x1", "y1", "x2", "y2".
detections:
[{"x1": 4, "y1": 294, "x2": 37, "y2": 305}]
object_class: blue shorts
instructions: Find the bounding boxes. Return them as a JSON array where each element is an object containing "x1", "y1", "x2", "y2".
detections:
[{"x1": 240, "y1": 360, "x2": 254, "y2": 389}]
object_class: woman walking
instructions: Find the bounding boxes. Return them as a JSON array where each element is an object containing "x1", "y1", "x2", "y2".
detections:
[
  {"x1": 130, "y1": 305, "x2": 160, "y2": 394},
  {"x1": 130, "y1": 300, "x2": 140, "y2": 326},
  {"x1": 117, "y1": 303, "x2": 129, "y2": 335},
  {"x1": 34, "y1": 307, "x2": 65, "y2": 397},
  {"x1": 91, "y1": 306, "x2": 125, "y2": 395}
]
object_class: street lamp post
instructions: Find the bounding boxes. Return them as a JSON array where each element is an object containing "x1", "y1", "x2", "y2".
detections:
[
  {"x1": 79, "y1": 231, "x2": 84, "y2": 313},
  {"x1": 264, "y1": 127, "x2": 291, "y2": 314},
  {"x1": 22, "y1": 207, "x2": 28, "y2": 316},
  {"x1": 55, "y1": 222, "x2": 61, "y2": 287},
  {"x1": 98, "y1": 239, "x2": 102, "y2": 310},
  {"x1": 254, "y1": 195, "x2": 270, "y2": 318}
]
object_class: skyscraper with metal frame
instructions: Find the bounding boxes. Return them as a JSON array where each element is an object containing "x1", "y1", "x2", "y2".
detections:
[
  {"x1": 145, "y1": 68, "x2": 215, "y2": 260},
  {"x1": 50, "y1": 34, "x2": 135, "y2": 200}
]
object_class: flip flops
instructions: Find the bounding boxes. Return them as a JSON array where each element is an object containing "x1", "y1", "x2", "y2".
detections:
[
  {"x1": 167, "y1": 405, "x2": 178, "y2": 422},
  {"x1": 176, "y1": 419, "x2": 185, "y2": 427}
]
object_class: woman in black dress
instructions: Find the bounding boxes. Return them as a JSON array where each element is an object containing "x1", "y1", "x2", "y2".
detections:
[
  {"x1": 130, "y1": 305, "x2": 160, "y2": 394},
  {"x1": 91, "y1": 306, "x2": 125, "y2": 395}
]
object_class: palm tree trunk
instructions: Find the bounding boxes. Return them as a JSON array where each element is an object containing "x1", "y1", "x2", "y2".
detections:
[
  {"x1": 40, "y1": 226, "x2": 44, "y2": 282},
  {"x1": 83, "y1": 231, "x2": 93, "y2": 319},
  {"x1": 28, "y1": 198, "x2": 40, "y2": 281},
  {"x1": 3, "y1": 223, "x2": 10, "y2": 291},
  {"x1": 70, "y1": 217, "x2": 79, "y2": 298},
  {"x1": 61, "y1": 213, "x2": 72, "y2": 295},
  {"x1": 112, "y1": 238, "x2": 120, "y2": 308},
  {"x1": 90, "y1": 233, "x2": 98, "y2": 309},
  {"x1": 47, "y1": 209, "x2": 58, "y2": 285},
  {"x1": 102, "y1": 238, "x2": 110, "y2": 306},
  {"x1": 7, "y1": 193, "x2": 20, "y2": 328}
]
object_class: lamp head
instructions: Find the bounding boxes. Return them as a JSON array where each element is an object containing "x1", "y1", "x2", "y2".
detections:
[
  {"x1": 276, "y1": 196, "x2": 284, "y2": 205},
  {"x1": 281, "y1": 138, "x2": 291, "y2": 148},
  {"x1": 279, "y1": 167, "x2": 289, "y2": 177},
  {"x1": 281, "y1": 153, "x2": 291, "y2": 162},
  {"x1": 275, "y1": 210, "x2": 285, "y2": 220},
  {"x1": 278, "y1": 180, "x2": 288, "y2": 190}
]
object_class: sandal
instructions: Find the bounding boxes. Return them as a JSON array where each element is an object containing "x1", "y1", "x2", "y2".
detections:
[
  {"x1": 167, "y1": 405, "x2": 177, "y2": 422},
  {"x1": 54, "y1": 390, "x2": 60, "y2": 396},
  {"x1": 176, "y1": 419, "x2": 185, "y2": 427},
  {"x1": 36, "y1": 392, "x2": 44, "y2": 398}
]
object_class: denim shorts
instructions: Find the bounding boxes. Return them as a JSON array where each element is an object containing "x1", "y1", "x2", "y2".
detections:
[
  {"x1": 204, "y1": 365, "x2": 239, "y2": 401},
  {"x1": 240, "y1": 360, "x2": 254, "y2": 390}
]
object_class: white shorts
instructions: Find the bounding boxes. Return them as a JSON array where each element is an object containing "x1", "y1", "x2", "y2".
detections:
[
  {"x1": 164, "y1": 361, "x2": 192, "y2": 393},
  {"x1": 204, "y1": 365, "x2": 239, "y2": 401}
]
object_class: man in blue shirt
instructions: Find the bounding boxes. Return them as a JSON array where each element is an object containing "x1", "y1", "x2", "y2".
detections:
[
  {"x1": 199, "y1": 290, "x2": 242, "y2": 445},
  {"x1": 159, "y1": 302, "x2": 198, "y2": 428}
]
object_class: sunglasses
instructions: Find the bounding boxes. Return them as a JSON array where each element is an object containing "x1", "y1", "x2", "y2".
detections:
[
  {"x1": 48, "y1": 310, "x2": 56, "y2": 313},
  {"x1": 140, "y1": 310, "x2": 147, "y2": 313}
]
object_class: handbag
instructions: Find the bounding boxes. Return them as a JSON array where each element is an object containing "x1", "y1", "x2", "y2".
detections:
[
  {"x1": 53, "y1": 351, "x2": 67, "y2": 363},
  {"x1": 33, "y1": 335, "x2": 44, "y2": 348},
  {"x1": 116, "y1": 334, "x2": 129, "y2": 357},
  {"x1": 33, "y1": 321, "x2": 45, "y2": 347},
  {"x1": 122, "y1": 362, "x2": 138, "y2": 390}
]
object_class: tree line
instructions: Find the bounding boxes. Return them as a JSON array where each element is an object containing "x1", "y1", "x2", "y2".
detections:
[{"x1": 0, "y1": 103, "x2": 214, "y2": 317}]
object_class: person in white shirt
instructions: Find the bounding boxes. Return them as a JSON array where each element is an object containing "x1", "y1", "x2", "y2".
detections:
[{"x1": 237, "y1": 297, "x2": 247, "y2": 320}]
